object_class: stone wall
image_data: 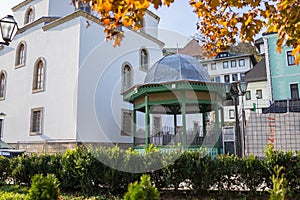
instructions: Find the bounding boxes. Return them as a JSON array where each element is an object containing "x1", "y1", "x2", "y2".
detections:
[{"x1": 9, "y1": 142, "x2": 133, "y2": 155}]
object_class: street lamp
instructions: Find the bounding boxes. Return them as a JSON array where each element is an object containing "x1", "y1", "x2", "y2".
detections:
[
  {"x1": 0, "y1": 15, "x2": 18, "y2": 46},
  {"x1": 0, "y1": 112, "x2": 6, "y2": 141},
  {"x1": 225, "y1": 79, "x2": 248, "y2": 157}
]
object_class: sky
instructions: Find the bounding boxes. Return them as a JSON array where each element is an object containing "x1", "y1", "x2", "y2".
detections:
[{"x1": 1, "y1": 0, "x2": 198, "y2": 47}]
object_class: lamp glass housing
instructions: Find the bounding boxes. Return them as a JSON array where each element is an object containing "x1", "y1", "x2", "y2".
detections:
[
  {"x1": 0, "y1": 15, "x2": 18, "y2": 43},
  {"x1": 239, "y1": 80, "x2": 248, "y2": 94}
]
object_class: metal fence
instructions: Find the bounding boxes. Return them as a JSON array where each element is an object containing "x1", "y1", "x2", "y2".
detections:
[{"x1": 245, "y1": 102, "x2": 300, "y2": 158}]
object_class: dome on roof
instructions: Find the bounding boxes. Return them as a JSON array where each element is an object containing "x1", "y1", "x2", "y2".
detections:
[{"x1": 144, "y1": 54, "x2": 211, "y2": 84}]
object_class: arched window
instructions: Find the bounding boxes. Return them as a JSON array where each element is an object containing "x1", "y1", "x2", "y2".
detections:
[
  {"x1": 122, "y1": 64, "x2": 133, "y2": 91},
  {"x1": 15, "y1": 42, "x2": 26, "y2": 67},
  {"x1": 140, "y1": 48, "x2": 149, "y2": 71},
  {"x1": 0, "y1": 71, "x2": 7, "y2": 99},
  {"x1": 32, "y1": 58, "x2": 45, "y2": 92},
  {"x1": 24, "y1": 7, "x2": 34, "y2": 24}
]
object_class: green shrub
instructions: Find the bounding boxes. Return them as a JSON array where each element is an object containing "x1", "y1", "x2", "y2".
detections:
[
  {"x1": 0, "y1": 156, "x2": 10, "y2": 183},
  {"x1": 26, "y1": 174, "x2": 60, "y2": 200},
  {"x1": 0, "y1": 191, "x2": 26, "y2": 200},
  {"x1": 269, "y1": 165, "x2": 289, "y2": 200},
  {"x1": 264, "y1": 144, "x2": 300, "y2": 193},
  {"x1": 123, "y1": 174, "x2": 160, "y2": 200},
  {"x1": 240, "y1": 154, "x2": 268, "y2": 193}
]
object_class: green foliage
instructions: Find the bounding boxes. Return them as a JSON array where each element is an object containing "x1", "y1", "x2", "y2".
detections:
[
  {"x1": 26, "y1": 174, "x2": 60, "y2": 200},
  {"x1": 264, "y1": 145, "x2": 300, "y2": 193},
  {"x1": 240, "y1": 154, "x2": 268, "y2": 193},
  {"x1": 1, "y1": 145, "x2": 300, "y2": 198},
  {"x1": 0, "y1": 191, "x2": 26, "y2": 200},
  {"x1": 0, "y1": 156, "x2": 10, "y2": 183},
  {"x1": 123, "y1": 174, "x2": 159, "y2": 200},
  {"x1": 9, "y1": 154, "x2": 62, "y2": 186},
  {"x1": 269, "y1": 165, "x2": 289, "y2": 200}
]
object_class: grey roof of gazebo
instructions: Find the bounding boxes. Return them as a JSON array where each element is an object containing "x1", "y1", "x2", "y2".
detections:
[{"x1": 144, "y1": 54, "x2": 212, "y2": 84}]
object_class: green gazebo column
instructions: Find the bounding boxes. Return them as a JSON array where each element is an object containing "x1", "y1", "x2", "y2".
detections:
[
  {"x1": 202, "y1": 112, "x2": 206, "y2": 138},
  {"x1": 182, "y1": 92, "x2": 187, "y2": 149},
  {"x1": 221, "y1": 107, "x2": 225, "y2": 126},
  {"x1": 214, "y1": 104, "x2": 220, "y2": 151},
  {"x1": 145, "y1": 95, "x2": 150, "y2": 148},
  {"x1": 174, "y1": 113, "x2": 177, "y2": 143},
  {"x1": 133, "y1": 108, "x2": 137, "y2": 147}
]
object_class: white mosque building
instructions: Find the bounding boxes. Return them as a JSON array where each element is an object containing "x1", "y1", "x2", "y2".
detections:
[{"x1": 0, "y1": 0, "x2": 165, "y2": 153}]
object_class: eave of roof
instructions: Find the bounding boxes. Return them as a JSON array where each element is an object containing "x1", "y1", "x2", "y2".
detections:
[
  {"x1": 145, "y1": 10, "x2": 160, "y2": 22},
  {"x1": 201, "y1": 53, "x2": 254, "y2": 62},
  {"x1": 12, "y1": 0, "x2": 34, "y2": 12},
  {"x1": 17, "y1": 17, "x2": 59, "y2": 34}
]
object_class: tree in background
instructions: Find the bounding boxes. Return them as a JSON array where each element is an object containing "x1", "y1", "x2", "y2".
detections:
[
  {"x1": 229, "y1": 42, "x2": 261, "y2": 62},
  {"x1": 77, "y1": 0, "x2": 299, "y2": 64}
]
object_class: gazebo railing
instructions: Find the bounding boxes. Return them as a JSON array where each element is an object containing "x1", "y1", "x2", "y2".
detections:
[{"x1": 135, "y1": 126, "x2": 204, "y2": 146}]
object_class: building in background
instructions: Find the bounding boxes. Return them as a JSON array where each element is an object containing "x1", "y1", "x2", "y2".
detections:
[
  {"x1": 244, "y1": 57, "x2": 270, "y2": 114},
  {"x1": 262, "y1": 33, "x2": 300, "y2": 102},
  {"x1": 200, "y1": 52, "x2": 257, "y2": 122}
]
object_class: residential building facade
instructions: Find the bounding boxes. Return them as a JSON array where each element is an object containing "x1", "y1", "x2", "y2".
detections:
[
  {"x1": 262, "y1": 33, "x2": 300, "y2": 101},
  {"x1": 200, "y1": 52, "x2": 257, "y2": 122}
]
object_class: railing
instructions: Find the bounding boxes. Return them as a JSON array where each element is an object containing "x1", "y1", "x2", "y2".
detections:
[{"x1": 135, "y1": 126, "x2": 204, "y2": 146}]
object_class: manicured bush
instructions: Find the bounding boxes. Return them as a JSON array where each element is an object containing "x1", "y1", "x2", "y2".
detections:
[
  {"x1": 1, "y1": 144, "x2": 300, "y2": 197},
  {"x1": 269, "y1": 165, "x2": 289, "y2": 200},
  {"x1": 0, "y1": 156, "x2": 10, "y2": 183},
  {"x1": 264, "y1": 145, "x2": 300, "y2": 193},
  {"x1": 0, "y1": 191, "x2": 26, "y2": 200},
  {"x1": 240, "y1": 154, "x2": 268, "y2": 193},
  {"x1": 26, "y1": 174, "x2": 60, "y2": 200},
  {"x1": 123, "y1": 174, "x2": 159, "y2": 200}
]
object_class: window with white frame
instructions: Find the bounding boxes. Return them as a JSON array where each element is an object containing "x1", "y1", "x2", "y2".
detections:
[
  {"x1": 229, "y1": 110, "x2": 235, "y2": 119},
  {"x1": 0, "y1": 71, "x2": 7, "y2": 99},
  {"x1": 239, "y1": 59, "x2": 245, "y2": 67},
  {"x1": 122, "y1": 64, "x2": 133, "y2": 92},
  {"x1": 140, "y1": 48, "x2": 149, "y2": 71},
  {"x1": 231, "y1": 60, "x2": 236, "y2": 68},
  {"x1": 287, "y1": 51, "x2": 296, "y2": 66},
  {"x1": 211, "y1": 63, "x2": 216, "y2": 70},
  {"x1": 240, "y1": 73, "x2": 245, "y2": 80},
  {"x1": 290, "y1": 83, "x2": 299, "y2": 99},
  {"x1": 15, "y1": 42, "x2": 26, "y2": 67},
  {"x1": 232, "y1": 74, "x2": 238, "y2": 82},
  {"x1": 215, "y1": 76, "x2": 221, "y2": 83},
  {"x1": 224, "y1": 75, "x2": 230, "y2": 83},
  {"x1": 24, "y1": 7, "x2": 34, "y2": 24},
  {"x1": 223, "y1": 61, "x2": 229, "y2": 69},
  {"x1": 30, "y1": 107, "x2": 43, "y2": 135},
  {"x1": 202, "y1": 64, "x2": 207, "y2": 70},
  {"x1": 121, "y1": 109, "x2": 132, "y2": 136},
  {"x1": 245, "y1": 91, "x2": 251, "y2": 100},
  {"x1": 32, "y1": 58, "x2": 45, "y2": 92},
  {"x1": 256, "y1": 89, "x2": 262, "y2": 99}
]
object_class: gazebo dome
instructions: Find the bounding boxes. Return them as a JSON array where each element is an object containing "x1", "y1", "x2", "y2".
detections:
[{"x1": 144, "y1": 54, "x2": 211, "y2": 84}]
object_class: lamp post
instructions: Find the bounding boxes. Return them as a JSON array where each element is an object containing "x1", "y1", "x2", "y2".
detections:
[
  {"x1": 0, "y1": 112, "x2": 6, "y2": 141},
  {"x1": 225, "y1": 79, "x2": 248, "y2": 157},
  {"x1": 0, "y1": 15, "x2": 18, "y2": 46}
]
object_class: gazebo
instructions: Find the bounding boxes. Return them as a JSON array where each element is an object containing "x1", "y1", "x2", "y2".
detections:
[{"x1": 123, "y1": 54, "x2": 225, "y2": 153}]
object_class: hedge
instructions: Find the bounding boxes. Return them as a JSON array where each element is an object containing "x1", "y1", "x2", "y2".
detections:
[{"x1": 0, "y1": 145, "x2": 299, "y2": 196}]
